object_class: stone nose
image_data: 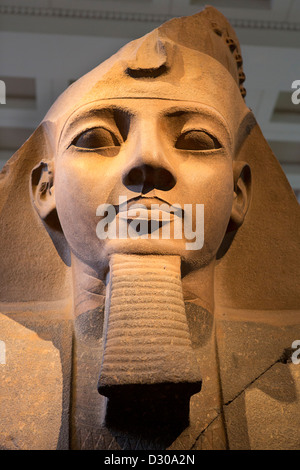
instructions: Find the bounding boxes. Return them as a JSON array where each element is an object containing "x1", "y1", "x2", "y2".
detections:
[
  {"x1": 122, "y1": 124, "x2": 176, "y2": 193},
  {"x1": 123, "y1": 164, "x2": 175, "y2": 193}
]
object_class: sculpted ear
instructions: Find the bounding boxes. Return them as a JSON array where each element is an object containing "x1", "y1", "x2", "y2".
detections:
[
  {"x1": 229, "y1": 161, "x2": 251, "y2": 231},
  {"x1": 31, "y1": 160, "x2": 70, "y2": 265},
  {"x1": 31, "y1": 161, "x2": 56, "y2": 223}
]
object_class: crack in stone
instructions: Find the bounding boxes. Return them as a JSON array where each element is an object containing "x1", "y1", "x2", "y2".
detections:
[
  {"x1": 189, "y1": 347, "x2": 295, "y2": 449},
  {"x1": 223, "y1": 347, "x2": 294, "y2": 407},
  {"x1": 191, "y1": 414, "x2": 220, "y2": 450}
]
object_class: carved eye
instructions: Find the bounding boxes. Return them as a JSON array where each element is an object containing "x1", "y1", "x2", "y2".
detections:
[
  {"x1": 72, "y1": 127, "x2": 121, "y2": 150},
  {"x1": 175, "y1": 130, "x2": 221, "y2": 151}
]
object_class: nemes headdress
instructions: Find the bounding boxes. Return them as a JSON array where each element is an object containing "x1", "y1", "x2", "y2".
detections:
[{"x1": 0, "y1": 6, "x2": 299, "y2": 312}]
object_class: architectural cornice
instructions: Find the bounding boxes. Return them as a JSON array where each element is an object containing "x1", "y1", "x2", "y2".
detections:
[
  {"x1": 1, "y1": 5, "x2": 300, "y2": 32},
  {"x1": 0, "y1": 5, "x2": 170, "y2": 23}
]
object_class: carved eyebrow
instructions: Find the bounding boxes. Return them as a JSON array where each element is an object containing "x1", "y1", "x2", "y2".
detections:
[
  {"x1": 58, "y1": 100, "x2": 232, "y2": 152},
  {"x1": 59, "y1": 106, "x2": 132, "y2": 149},
  {"x1": 63, "y1": 105, "x2": 135, "y2": 127},
  {"x1": 163, "y1": 105, "x2": 229, "y2": 125},
  {"x1": 162, "y1": 106, "x2": 232, "y2": 148},
  {"x1": 61, "y1": 100, "x2": 228, "y2": 131}
]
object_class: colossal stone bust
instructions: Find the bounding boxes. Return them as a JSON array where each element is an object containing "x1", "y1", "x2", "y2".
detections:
[{"x1": 0, "y1": 7, "x2": 299, "y2": 450}]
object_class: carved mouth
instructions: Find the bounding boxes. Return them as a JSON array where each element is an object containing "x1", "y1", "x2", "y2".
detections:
[
  {"x1": 119, "y1": 206, "x2": 176, "y2": 223},
  {"x1": 117, "y1": 197, "x2": 182, "y2": 213},
  {"x1": 117, "y1": 197, "x2": 183, "y2": 229}
]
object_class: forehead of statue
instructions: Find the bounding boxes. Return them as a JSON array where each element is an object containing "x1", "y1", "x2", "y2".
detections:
[{"x1": 45, "y1": 48, "x2": 248, "y2": 152}]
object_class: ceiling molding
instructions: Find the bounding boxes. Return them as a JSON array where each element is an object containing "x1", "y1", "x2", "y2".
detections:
[
  {"x1": 1, "y1": 5, "x2": 300, "y2": 31},
  {"x1": 0, "y1": 5, "x2": 171, "y2": 23}
]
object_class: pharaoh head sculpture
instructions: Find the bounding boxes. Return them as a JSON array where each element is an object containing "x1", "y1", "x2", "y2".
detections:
[
  {"x1": 33, "y1": 7, "x2": 251, "y2": 270},
  {"x1": 0, "y1": 7, "x2": 299, "y2": 450}
]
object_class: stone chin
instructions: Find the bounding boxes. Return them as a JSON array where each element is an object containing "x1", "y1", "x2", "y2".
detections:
[{"x1": 103, "y1": 239, "x2": 202, "y2": 266}]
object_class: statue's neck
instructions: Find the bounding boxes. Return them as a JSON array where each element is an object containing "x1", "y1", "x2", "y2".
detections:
[
  {"x1": 71, "y1": 255, "x2": 106, "y2": 317},
  {"x1": 70, "y1": 253, "x2": 225, "y2": 450},
  {"x1": 71, "y1": 253, "x2": 216, "y2": 318}
]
